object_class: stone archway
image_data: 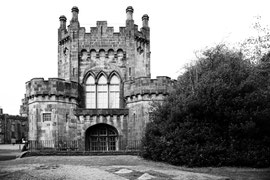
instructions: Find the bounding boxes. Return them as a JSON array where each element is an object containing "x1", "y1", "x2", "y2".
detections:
[{"x1": 85, "y1": 123, "x2": 118, "y2": 151}]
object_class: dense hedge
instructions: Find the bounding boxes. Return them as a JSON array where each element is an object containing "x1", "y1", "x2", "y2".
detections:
[{"x1": 141, "y1": 45, "x2": 270, "y2": 167}]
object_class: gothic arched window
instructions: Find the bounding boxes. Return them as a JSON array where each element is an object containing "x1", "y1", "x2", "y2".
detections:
[
  {"x1": 86, "y1": 76, "x2": 96, "y2": 108},
  {"x1": 109, "y1": 75, "x2": 120, "y2": 108},
  {"x1": 97, "y1": 75, "x2": 108, "y2": 108}
]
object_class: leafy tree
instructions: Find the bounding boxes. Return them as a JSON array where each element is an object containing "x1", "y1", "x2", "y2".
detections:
[
  {"x1": 240, "y1": 16, "x2": 270, "y2": 63},
  {"x1": 141, "y1": 45, "x2": 270, "y2": 167}
]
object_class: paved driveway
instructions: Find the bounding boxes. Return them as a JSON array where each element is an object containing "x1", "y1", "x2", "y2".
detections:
[{"x1": 0, "y1": 155, "x2": 229, "y2": 180}]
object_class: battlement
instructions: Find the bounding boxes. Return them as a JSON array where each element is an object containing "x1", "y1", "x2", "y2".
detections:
[
  {"x1": 88, "y1": 21, "x2": 127, "y2": 37},
  {"x1": 25, "y1": 78, "x2": 81, "y2": 99},
  {"x1": 59, "y1": 22, "x2": 149, "y2": 43},
  {"x1": 58, "y1": 6, "x2": 150, "y2": 45},
  {"x1": 124, "y1": 76, "x2": 175, "y2": 98}
]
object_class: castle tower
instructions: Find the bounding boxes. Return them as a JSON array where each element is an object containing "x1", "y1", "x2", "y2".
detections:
[
  {"x1": 124, "y1": 6, "x2": 151, "y2": 80},
  {"x1": 23, "y1": 6, "x2": 175, "y2": 151}
]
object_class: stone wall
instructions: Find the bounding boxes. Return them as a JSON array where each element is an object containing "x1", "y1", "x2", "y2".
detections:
[
  {"x1": 25, "y1": 78, "x2": 81, "y2": 142},
  {"x1": 124, "y1": 76, "x2": 175, "y2": 140},
  {"x1": 27, "y1": 97, "x2": 78, "y2": 141},
  {"x1": 26, "y1": 78, "x2": 81, "y2": 99},
  {"x1": 124, "y1": 76, "x2": 175, "y2": 97},
  {"x1": 0, "y1": 114, "x2": 28, "y2": 144},
  {"x1": 125, "y1": 93, "x2": 167, "y2": 140}
]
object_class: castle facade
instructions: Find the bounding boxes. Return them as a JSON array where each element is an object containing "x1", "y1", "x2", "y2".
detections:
[
  {"x1": 22, "y1": 6, "x2": 174, "y2": 151},
  {"x1": 0, "y1": 108, "x2": 28, "y2": 144}
]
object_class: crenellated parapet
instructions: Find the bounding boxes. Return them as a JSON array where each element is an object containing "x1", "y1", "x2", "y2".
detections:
[
  {"x1": 58, "y1": 21, "x2": 149, "y2": 47},
  {"x1": 58, "y1": 6, "x2": 150, "y2": 48},
  {"x1": 124, "y1": 76, "x2": 175, "y2": 99},
  {"x1": 25, "y1": 78, "x2": 82, "y2": 100}
]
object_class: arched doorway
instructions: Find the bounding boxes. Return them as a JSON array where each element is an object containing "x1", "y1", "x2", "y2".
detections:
[{"x1": 85, "y1": 124, "x2": 118, "y2": 151}]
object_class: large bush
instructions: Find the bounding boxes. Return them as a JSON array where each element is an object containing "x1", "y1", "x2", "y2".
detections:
[{"x1": 141, "y1": 45, "x2": 270, "y2": 167}]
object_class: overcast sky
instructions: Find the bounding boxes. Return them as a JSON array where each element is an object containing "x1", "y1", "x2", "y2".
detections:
[{"x1": 0, "y1": 0, "x2": 270, "y2": 115}]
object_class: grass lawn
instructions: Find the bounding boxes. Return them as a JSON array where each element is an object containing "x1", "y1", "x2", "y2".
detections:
[{"x1": 175, "y1": 166, "x2": 270, "y2": 180}]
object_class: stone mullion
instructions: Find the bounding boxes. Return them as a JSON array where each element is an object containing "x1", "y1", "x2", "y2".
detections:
[
  {"x1": 107, "y1": 82, "x2": 110, "y2": 109},
  {"x1": 95, "y1": 83, "x2": 98, "y2": 108}
]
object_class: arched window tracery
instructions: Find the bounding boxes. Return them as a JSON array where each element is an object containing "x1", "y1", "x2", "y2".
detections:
[{"x1": 85, "y1": 73, "x2": 120, "y2": 109}]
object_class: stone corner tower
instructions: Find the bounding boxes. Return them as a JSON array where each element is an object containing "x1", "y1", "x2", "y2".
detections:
[{"x1": 58, "y1": 6, "x2": 80, "y2": 83}]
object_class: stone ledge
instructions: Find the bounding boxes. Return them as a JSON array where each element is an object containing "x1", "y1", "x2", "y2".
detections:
[
  {"x1": 75, "y1": 108, "x2": 129, "y2": 116},
  {"x1": 124, "y1": 89, "x2": 169, "y2": 98}
]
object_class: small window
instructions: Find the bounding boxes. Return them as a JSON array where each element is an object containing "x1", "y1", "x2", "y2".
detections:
[
  {"x1": 108, "y1": 49, "x2": 114, "y2": 60},
  {"x1": 99, "y1": 49, "x2": 106, "y2": 61},
  {"x1": 90, "y1": 49, "x2": 97, "y2": 60},
  {"x1": 11, "y1": 124, "x2": 15, "y2": 131},
  {"x1": 66, "y1": 113, "x2": 69, "y2": 123},
  {"x1": 73, "y1": 68, "x2": 75, "y2": 76},
  {"x1": 129, "y1": 67, "x2": 131, "y2": 76},
  {"x1": 117, "y1": 49, "x2": 124, "y2": 61},
  {"x1": 43, "y1": 113, "x2": 51, "y2": 122}
]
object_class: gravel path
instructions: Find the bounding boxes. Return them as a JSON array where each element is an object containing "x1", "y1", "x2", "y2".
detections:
[{"x1": 0, "y1": 155, "x2": 229, "y2": 180}]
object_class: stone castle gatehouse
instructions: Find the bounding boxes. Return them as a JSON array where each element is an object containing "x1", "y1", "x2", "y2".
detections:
[{"x1": 22, "y1": 6, "x2": 175, "y2": 151}]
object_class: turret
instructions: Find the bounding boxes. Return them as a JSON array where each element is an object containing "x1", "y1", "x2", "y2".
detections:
[
  {"x1": 126, "y1": 6, "x2": 134, "y2": 20},
  {"x1": 71, "y1": 6, "x2": 79, "y2": 22},
  {"x1": 70, "y1": 6, "x2": 80, "y2": 29},
  {"x1": 59, "y1": 15, "x2": 67, "y2": 30},
  {"x1": 141, "y1": 14, "x2": 150, "y2": 40},
  {"x1": 142, "y1": 14, "x2": 149, "y2": 28},
  {"x1": 126, "y1": 6, "x2": 134, "y2": 34}
]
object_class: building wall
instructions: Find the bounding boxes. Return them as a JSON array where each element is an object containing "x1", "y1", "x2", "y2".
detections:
[
  {"x1": 0, "y1": 113, "x2": 28, "y2": 144},
  {"x1": 126, "y1": 94, "x2": 166, "y2": 140},
  {"x1": 75, "y1": 110, "x2": 128, "y2": 151},
  {"x1": 26, "y1": 78, "x2": 80, "y2": 141},
  {"x1": 27, "y1": 98, "x2": 78, "y2": 141},
  {"x1": 124, "y1": 76, "x2": 174, "y2": 140}
]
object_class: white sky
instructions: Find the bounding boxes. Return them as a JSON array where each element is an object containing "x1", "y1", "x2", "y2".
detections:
[{"x1": 0, "y1": 0, "x2": 270, "y2": 115}]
